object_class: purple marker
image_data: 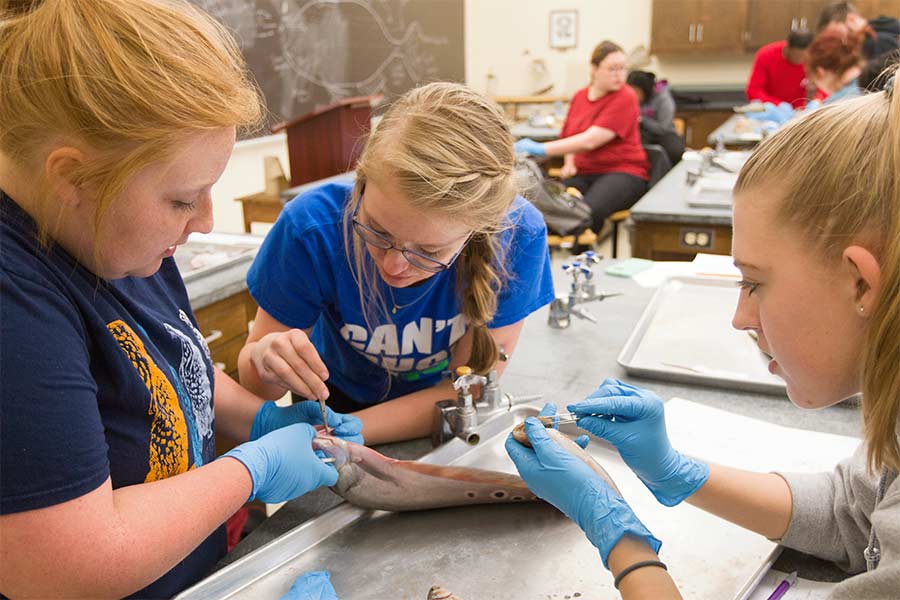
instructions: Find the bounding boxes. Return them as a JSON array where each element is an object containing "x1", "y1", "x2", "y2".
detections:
[{"x1": 766, "y1": 571, "x2": 797, "y2": 600}]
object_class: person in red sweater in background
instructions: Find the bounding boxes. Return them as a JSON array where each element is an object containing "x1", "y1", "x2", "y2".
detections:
[
  {"x1": 515, "y1": 40, "x2": 649, "y2": 233},
  {"x1": 746, "y1": 29, "x2": 814, "y2": 108}
]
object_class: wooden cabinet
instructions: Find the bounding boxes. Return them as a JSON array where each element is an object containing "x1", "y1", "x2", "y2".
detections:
[
  {"x1": 631, "y1": 221, "x2": 733, "y2": 261},
  {"x1": 858, "y1": 0, "x2": 900, "y2": 18},
  {"x1": 745, "y1": 0, "x2": 829, "y2": 50},
  {"x1": 651, "y1": 0, "x2": 748, "y2": 55},
  {"x1": 651, "y1": 0, "x2": 899, "y2": 57},
  {"x1": 193, "y1": 290, "x2": 257, "y2": 381},
  {"x1": 675, "y1": 109, "x2": 733, "y2": 149}
]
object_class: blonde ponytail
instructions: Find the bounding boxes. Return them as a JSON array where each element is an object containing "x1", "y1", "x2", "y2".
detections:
[
  {"x1": 863, "y1": 72, "x2": 900, "y2": 472},
  {"x1": 455, "y1": 234, "x2": 506, "y2": 373}
]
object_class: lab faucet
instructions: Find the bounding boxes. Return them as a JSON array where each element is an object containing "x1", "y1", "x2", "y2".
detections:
[
  {"x1": 686, "y1": 137, "x2": 735, "y2": 186},
  {"x1": 431, "y1": 353, "x2": 542, "y2": 447},
  {"x1": 547, "y1": 251, "x2": 622, "y2": 329}
]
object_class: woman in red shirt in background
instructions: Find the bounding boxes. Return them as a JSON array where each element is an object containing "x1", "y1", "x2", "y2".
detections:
[
  {"x1": 746, "y1": 29, "x2": 814, "y2": 108},
  {"x1": 515, "y1": 41, "x2": 649, "y2": 232}
]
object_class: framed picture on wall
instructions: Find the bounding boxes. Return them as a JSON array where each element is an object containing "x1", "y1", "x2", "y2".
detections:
[{"x1": 549, "y1": 10, "x2": 577, "y2": 49}]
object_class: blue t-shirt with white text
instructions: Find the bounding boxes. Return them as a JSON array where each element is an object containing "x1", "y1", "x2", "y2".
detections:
[{"x1": 247, "y1": 182, "x2": 555, "y2": 403}]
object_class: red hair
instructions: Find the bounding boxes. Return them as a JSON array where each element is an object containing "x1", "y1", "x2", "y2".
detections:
[{"x1": 806, "y1": 24, "x2": 864, "y2": 76}]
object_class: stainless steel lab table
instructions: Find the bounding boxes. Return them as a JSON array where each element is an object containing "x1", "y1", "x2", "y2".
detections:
[{"x1": 215, "y1": 260, "x2": 858, "y2": 587}]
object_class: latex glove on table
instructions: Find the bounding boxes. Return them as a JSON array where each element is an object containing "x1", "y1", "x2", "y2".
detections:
[
  {"x1": 514, "y1": 137, "x2": 547, "y2": 156},
  {"x1": 568, "y1": 378, "x2": 709, "y2": 507},
  {"x1": 251, "y1": 400, "x2": 364, "y2": 445},
  {"x1": 506, "y1": 415, "x2": 661, "y2": 567},
  {"x1": 280, "y1": 570, "x2": 339, "y2": 600},
  {"x1": 224, "y1": 423, "x2": 338, "y2": 503}
]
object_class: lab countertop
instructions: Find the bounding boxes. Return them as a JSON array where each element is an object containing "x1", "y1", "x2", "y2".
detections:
[
  {"x1": 671, "y1": 86, "x2": 747, "y2": 112},
  {"x1": 629, "y1": 152, "x2": 750, "y2": 226},
  {"x1": 178, "y1": 232, "x2": 263, "y2": 310},
  {"x1": 217, "y1": 260, "x2": 858, "y2": 584}
]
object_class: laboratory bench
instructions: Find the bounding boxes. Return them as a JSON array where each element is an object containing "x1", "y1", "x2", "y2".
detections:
[
  {"x1": 629, "y1": 151, "x2": 748, "y2": 261},
  {"x1": 213, "y1": 259, "x2": 858, "y2": 591}
]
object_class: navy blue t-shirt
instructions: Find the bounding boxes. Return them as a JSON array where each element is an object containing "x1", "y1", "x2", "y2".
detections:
[
  {"x1": 247, "y1": 181, "x2": 555, "y2": 403},
  {"x1": 0, "y1": 191, "x2": 224, "y2": 598}
]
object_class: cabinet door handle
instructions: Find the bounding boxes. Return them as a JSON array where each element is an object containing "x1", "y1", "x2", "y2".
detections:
[
  {"x1": 697, "y1": 23, "x2": 703, "y2": 43},
  {"x1": 791, "y1": 17, "x2": 798, "y2": 31},
  {"x1": 204, "y1": 329, "x2": 224, "y2": 344},
  {"x1": 800, "y1": 17, "x2": 807, "y2": 30},
  {"x1": 689, "y1": 23, "x2": 696, "y2": 43}
]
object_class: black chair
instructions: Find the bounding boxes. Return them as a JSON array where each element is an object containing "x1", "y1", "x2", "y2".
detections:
[{"x1": 609, "y1": 144, "x2": 672, "y2": 258}]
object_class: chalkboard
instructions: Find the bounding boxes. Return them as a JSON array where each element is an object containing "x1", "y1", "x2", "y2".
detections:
[{"x1": 193, "y1": 0, "x2": 465, "y2": 133}]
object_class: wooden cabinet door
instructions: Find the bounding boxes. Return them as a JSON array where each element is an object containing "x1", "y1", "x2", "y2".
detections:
[
  {"x1": 695, "y1": 0, "x2": 749, "y2": 53},
  {"x1": 651, "y1": 0, "x2": 700, "y2": 54},
  {"x1": 745, "y1": 0, "x2": 799, "y2": 50},
  {"x1": 794, "y1": 0, "x2": 831, "y2": 30},
  {"x1": 866, "y1": 0, "x2": 900, "y2": 17}
]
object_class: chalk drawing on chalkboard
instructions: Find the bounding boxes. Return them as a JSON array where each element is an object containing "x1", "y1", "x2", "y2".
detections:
[
  {"x1": 191, "y1": 0, "x2": 463, "y2": 131},
  {"x1": 275, "y1": 0, "x2": 448, "y2": 116}
]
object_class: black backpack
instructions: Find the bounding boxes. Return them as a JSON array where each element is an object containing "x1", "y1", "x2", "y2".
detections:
[{"x1": 515, "y1": 157, "x2": 591, "y2": 237}]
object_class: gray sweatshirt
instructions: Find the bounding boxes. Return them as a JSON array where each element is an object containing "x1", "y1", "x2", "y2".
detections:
[{"x1": 777, "y1": 443, "x2": 900, "y2": 599}]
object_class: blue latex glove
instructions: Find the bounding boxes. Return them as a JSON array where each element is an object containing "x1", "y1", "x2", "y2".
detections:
[
  {"x1": 250, "y1": 400, "x2": 364, "y2": 445},
  {"x1": 747, "y1": 101, "x2": 794, "y2": 125},
  {"x1": 514, "y1": 137, "x2": 547, "y2": 156},
  {"x1": 568, "y1": 378, "x2": 709, "y2": 507},
  {"x1": 506, "y1": 417, "x2": 661, "y2": 567},
  {"x1": 280, "y1": 570, "x2": 339, "y2": 600},
  {"x1": 538, "y1": 401, "x2": 590, "y2": 450},
  {"x1": 224, "y1": 423, "x2": 339, "y2": 503}
]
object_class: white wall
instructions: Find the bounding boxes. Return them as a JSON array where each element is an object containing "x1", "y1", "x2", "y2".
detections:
[
  {"x1": 464, "y1": 0, "x2": 754, "y2": 96},
  {"x1": 210, "y1": 133, "x2": 288, "y2": 234},
  {"x1": 211, "y1": 1, "x2": 753, "y2": 234}
]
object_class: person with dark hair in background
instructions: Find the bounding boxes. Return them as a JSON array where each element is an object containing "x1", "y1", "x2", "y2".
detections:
[
  {"x1": 626, "y1": 70, "x2": 684, "y2": 166},
  {"x1": 514, "y1": 41, "x2": 648, "y2": 235},
  {"x1": 859, "y1": 49, "x2": 900, "y2": 93},
  {"x1": 746, "y1": 28, "x2": 814, "y2": 108},
  {"x1": 817, "y1": 1, "x2": 900, "y2": 61}
]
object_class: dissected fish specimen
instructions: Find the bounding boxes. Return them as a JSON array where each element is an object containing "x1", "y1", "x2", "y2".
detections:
[
  {"x1": 312, "y1": 434, "x2": 536, "y2": 511},
  {"x1": 511, "y1": 418, "x2": 621, "y2": 494},
  {"x1": 312, "y1": 418, "x2": 620, "y2": 511}
]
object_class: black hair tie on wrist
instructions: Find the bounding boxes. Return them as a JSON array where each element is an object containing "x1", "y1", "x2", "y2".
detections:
[{"x1": 613, "y1": 559, "x2": 668, "y2": 590}]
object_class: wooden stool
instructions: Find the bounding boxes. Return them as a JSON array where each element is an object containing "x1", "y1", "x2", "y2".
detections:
[
  {"x1": 547, "y1": 228, "x2": 597, "y2": 251},
  {"x1": 609, "y1": 210, "x2": 630, "y2": 258}
]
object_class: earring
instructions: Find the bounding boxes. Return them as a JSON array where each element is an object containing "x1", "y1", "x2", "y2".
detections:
[{"x1": 858, "y1": 305, "x2": 865, "y2": 314}]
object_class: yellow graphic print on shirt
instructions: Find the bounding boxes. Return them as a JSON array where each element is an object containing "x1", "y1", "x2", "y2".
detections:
[{"x1": 108, "y1": 320, "x2": 189, "y2": 482}]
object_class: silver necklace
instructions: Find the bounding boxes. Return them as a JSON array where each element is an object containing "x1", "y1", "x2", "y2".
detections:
[{"x1": 386, "y1": 277, "x2": 438, "y2": 314}]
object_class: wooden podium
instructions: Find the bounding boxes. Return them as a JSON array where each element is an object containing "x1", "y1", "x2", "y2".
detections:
[{"x1": 272, "y1": 95, "x2": 381, "y2": 186}]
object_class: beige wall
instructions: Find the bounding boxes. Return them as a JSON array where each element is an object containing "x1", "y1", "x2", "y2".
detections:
[{"x1": 465, "y1": 0, "x2": 754, "y2": 96}]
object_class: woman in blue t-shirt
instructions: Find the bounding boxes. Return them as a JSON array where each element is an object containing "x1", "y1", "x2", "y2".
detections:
[
  {"x1": 240, "y1": 82, "x2": 556, "y2": 445},
  {"x1": 0, "y1": 2, "x2": 361, "y2": 597}
]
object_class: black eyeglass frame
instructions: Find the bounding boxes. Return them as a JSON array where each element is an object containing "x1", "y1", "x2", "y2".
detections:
[{"x1": 350, "y1": 184, "x2": 469, "y2": 274}]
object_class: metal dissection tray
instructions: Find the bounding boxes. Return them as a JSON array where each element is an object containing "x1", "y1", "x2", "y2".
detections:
[
  {"x1": 618, "y1": 276, "x2": 786, "y2": 395},
  {"x1": 177, "y1": 403, "x2": 778, "y2": 600}
]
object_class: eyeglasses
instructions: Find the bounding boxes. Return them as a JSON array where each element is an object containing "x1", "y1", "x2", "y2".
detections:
[{"x1": 351, "y1": 187, "x2": 469, "y2": 273}]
